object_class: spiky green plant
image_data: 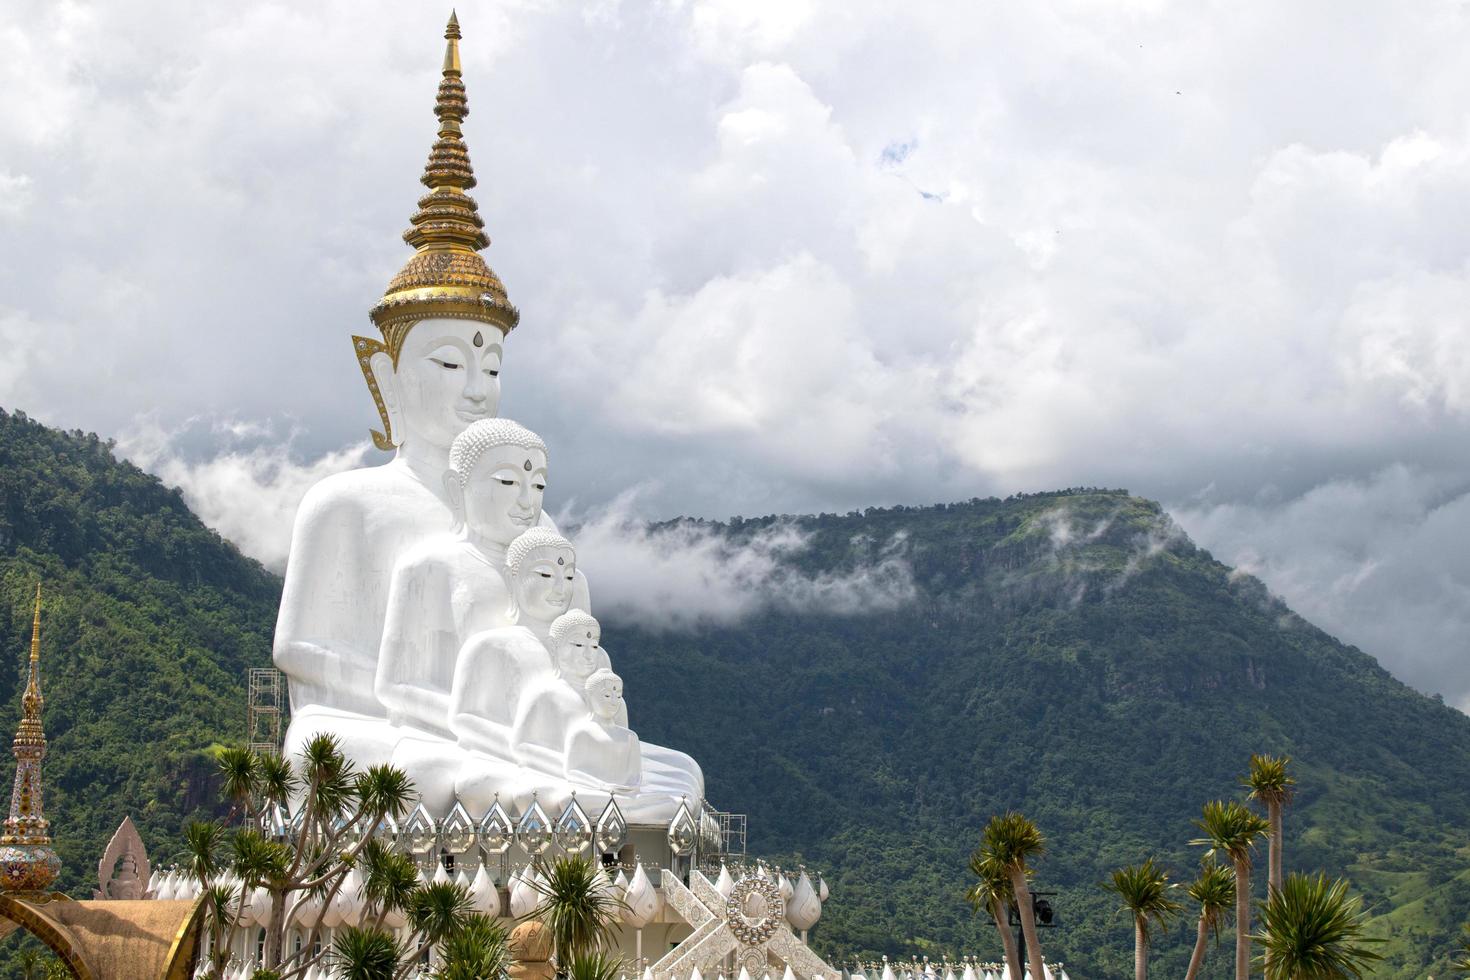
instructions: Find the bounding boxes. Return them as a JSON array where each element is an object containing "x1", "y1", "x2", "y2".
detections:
[
  {"x1": 333, "y1": 925, "x2": 405, "y2": 980},
  {"x1": 432, "y1": 914, "x2": 511, "y2": 980},
  {"x1": 965, "y1": 847, "x2": 1022, "y2": 980},
  {"x1": 408, "y1": 879, "x2": 478, "y2": 950},
  {"x1": 1251, "y1": 872, "x2": 1382, "y2": 979},
  {"x1": 217, "y1": 745, "x2": 261, "y2": 819},
  {"x1": 1243, "y1": 754, "x2": 1296, "y2": 893},
  {"x1": 1455, "y1": 921, "x2": 1470, "y2": 973},
  {"x1": 564, "y1": 950, "x2": 626, "y2": 980},
  {"x1": 1104, "y1": 857, "x2": 1181, "y2": 980},
  {"x1": 1191, "y1": 800, "x2": 1270, "y2": 980},
  {"x1": 359, "y1": 838, "x2": 422, "y2": 930},
  {"x1": 528, "y1": 854, "x2": 628, "y2": 961},
  {"x1": 16, "y1": 948, "x2": 47, "y2": 980},
  {"x1": 1183, "y1": 862, "x2": 1235, "y2": 980},
  {"x1": 981, "y1": 812, "x2": 1047, "y2": 980}
]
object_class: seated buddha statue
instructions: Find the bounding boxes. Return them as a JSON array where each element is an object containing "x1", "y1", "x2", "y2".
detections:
[
  {"x1": 272, "y1": 15, "x2": 586, "y2": 770},
  {"x1": 566, "y1": 668, "x2": 642, "y2": 791},
  {"x1": 449, "y1": 527, "x2": 594, "y2": 762},
  {"x1": 510, "y1": 610, "x2": 612, "y2": 776},
  {"x1": 376, "y1": 418, "x2": 550, "y2": 738}
]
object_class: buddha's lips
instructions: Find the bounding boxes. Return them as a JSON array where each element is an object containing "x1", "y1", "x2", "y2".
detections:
[{"x1": 455, "y1": 407, "x2": 492, "y2": 422}]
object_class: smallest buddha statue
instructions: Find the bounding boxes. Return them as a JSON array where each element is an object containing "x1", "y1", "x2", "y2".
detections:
[
  {"x1": 511, "y1": 611, "x2": 637, "y2": 787},
  {"x1": 565, "y1": 668, "x2": 641, "y2": 791}
]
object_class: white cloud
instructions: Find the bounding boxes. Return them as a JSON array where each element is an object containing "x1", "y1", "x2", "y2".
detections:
[
  {"x1": 118, "y1": 418, "x2": 372, "y2": 572},
  {"x1": 561, "y1": 489, "x2": 915, "y2": 629},
  {"x1": 6, "y1": 2, "x2": 1470, "y2": 700},
  {"x1": 1175, "y1": 466, "x2": 1470, "y2": 712}
]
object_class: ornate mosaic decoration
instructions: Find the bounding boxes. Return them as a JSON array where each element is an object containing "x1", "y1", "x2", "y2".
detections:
[
  {"x1": 0, "y1": 586, "x2": 60, "y2": 895},
  {"x1": 725, "y1": 875, "x2": 785, "y2": 946},
  {"x1": 652, "y1": 869, "x2": 838, "y2": 980}
]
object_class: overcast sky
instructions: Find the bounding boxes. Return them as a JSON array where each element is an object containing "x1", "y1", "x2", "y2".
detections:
[{"x1": 5, "y1": 0, "x2": 1470, "y2": 710}]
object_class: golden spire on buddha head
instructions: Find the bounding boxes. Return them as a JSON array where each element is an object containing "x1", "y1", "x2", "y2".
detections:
[{"x1": 355, "y1": 11, "x2": 521, "y2": 450}]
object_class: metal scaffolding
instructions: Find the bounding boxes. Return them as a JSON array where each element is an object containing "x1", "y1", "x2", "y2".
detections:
[
  {"x1": 247, "y1": 667, "x2": 285, "y2": 757},
  {"x1": 716, "y1": 810, "x2": 747, "y2": 860}
]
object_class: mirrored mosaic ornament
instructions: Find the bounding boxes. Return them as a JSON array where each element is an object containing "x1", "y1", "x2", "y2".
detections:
[
  {"x1": 554, "y1": 795, "x2": 592, "y2": 854},
  {"x1": 516, "y1": 796, "x2": 553, "y2": 856},
  {"x1": 667, "y1": 800, "x2": 698, "y2": 856},
  {"x1": 441, "y1": 800, "x2": 477, "y2": 855},
  {"x1": 478, "y1": 796, "x2": 514, "y2": 856},
  {"x1": 595, "y1": 796, "x2": 627, "y2": 855},
  {"x1": 404, "y1": 803, "x2": 437, "y2": 856}
]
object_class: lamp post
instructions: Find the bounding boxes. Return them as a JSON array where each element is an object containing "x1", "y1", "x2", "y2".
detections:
[{"x1": 1007, "y1": 891, "x2": 1058, "y2": 976}]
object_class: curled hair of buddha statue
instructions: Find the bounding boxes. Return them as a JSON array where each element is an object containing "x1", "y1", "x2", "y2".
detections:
[
  {"x1": 448, "y1": 419, "x2": 547, "y2": 488},
  {"x1": 352, "y1": 12, "x2": 521, "y2": 451},
  {"x1": 507, "y1": 528, "x2": 574, "y2": 579},
  {"x1": 549, "y1": 610, "x2": 600, "y2": 646},
  {"x1": 585, "y1": 668, "x2": 620, "y2": 692}
]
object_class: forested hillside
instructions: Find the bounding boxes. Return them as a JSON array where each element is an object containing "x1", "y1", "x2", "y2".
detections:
[
  {"x1": 608, "y1": 499, "x2": 1470, "y2": 977},
  {"x1": 0, "y1": 409, "x2": 1467, "y2": 977}
]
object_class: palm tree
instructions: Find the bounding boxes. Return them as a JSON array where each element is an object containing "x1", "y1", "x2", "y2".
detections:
[
  {"x1": 1183, "y1": 862, "x2": 1235, "y2": 980},
  {"x1": 334, "y1": 925, "x2": 405, "y2": 980},
  {"x1": 16, "y1": 948, "x2": 46, "y2": 980},
  {"x1": 981, "y1": 813, "x2": 1047, "y2": 980},
  {"x1": 1104, "y1": 858, "x2": 1180, "y2": 980},
  {"x1": 1243, "y1": 754, "x2": 1295, "y2": 893},
  {"x1": 433, "y1": 915, "x2": 511, "y2": 980},
  {"x1": 359, "y1": 839, "x2": 422, "y2": 930},
  {"x1": 1191, "y1": 799, "x2": 1270, "y2": 980},
  {"x1": 1252, "y1": 872, "x2": 1382, "y2": 979},
  {"x1": 408, "y1": 880, "x2": 479, "y2": 952},
  {"x1": 965, "y1": 847, "x2": 1023, "y2": 980},
  {"x1": 527, "y1": 854, "x2": 627, "y2": 962}
]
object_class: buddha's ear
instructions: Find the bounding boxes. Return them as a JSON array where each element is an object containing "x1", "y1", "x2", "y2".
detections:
[
  {"x1": 443, "y1": 472, "x2": 465, "y2": 533},
  {"x1": 369, "y1": 350, "x2": 404, "y2": 447}
]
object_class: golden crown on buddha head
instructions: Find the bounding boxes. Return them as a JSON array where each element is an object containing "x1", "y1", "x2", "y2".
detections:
[{"x1": 353, "y1": 10, "x2": 521, "y2": 451}]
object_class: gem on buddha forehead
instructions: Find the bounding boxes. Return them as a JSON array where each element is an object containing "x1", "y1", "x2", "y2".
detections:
[
  {"x1": 557, "y1": 557, "x2": 565, "y2": 565},
  {"x1": 523, "y1": 459, "x2": 532, "y2": 471},
  {"x1": 473, "y1": 331, "x2": 484, "y2": 348}
]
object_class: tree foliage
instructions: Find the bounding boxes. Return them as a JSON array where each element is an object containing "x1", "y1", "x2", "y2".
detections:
[{"x1": 1252, "y1": 872, "x2": 1383, "y2": 979}]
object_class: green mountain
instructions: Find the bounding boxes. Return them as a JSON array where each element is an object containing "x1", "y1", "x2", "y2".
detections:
[{"x1": 0, "y1": 408, "x2": 1467, "y2": 977}]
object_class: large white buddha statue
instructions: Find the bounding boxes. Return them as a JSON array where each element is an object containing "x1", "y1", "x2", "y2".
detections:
[
  {"x1": 273, "y1": 13, "x2": 703, "y2": 823},
  {"x1": 273, "y1": 14, "x2": 582, "y2": 765}
]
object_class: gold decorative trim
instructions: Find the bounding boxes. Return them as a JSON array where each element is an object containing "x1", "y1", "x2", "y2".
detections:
[{"x1": 352, "y1": 335, "x2": 396, "y2": 451}]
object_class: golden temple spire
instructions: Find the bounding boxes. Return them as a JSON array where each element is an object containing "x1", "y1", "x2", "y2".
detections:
[
  {"x1": 357, "y1": 10, "x2": 520, "y2": 450},
  {"x1": 28, "y1": 584, "x2": 39, "y2": 664},
  {"x1": 0, "y1": 583, "x2": 59, "y2": 894},
  {"x1": 19, "y1": 586, "x2": 42, "y2": 736}
]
